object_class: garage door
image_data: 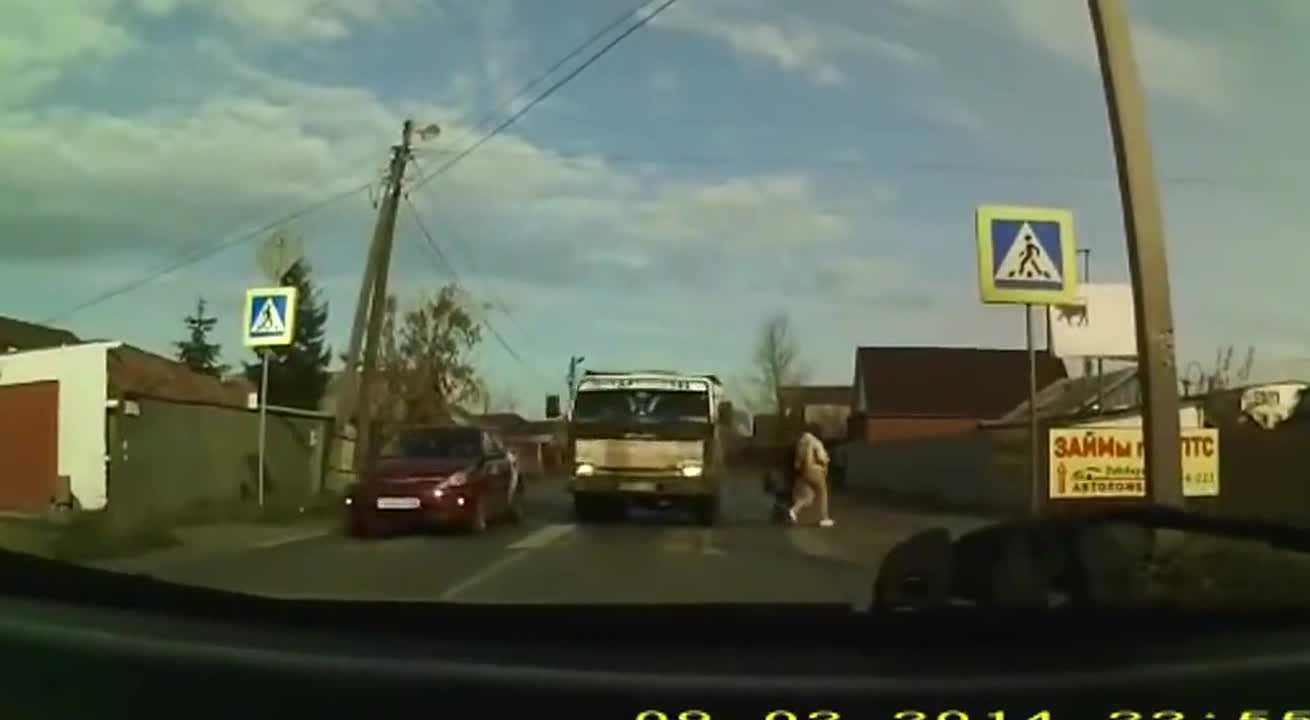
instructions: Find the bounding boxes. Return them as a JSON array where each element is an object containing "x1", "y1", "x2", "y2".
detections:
[{"x1": 0, "y1": 381, "x2": 59, "y2": 512}]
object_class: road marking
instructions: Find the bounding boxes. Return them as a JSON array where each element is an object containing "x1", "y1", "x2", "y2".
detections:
[
  {"x1": 439, "y1": 551, "x2": 532, "y2": 602},
  {"x1": 786, "y1": 527, "x2": 844, "y2": 561},
  {"x1": 508, "y1": 523, "x2": 575, "y2": 550},
  {"x1": 251, "y1": 528, "x2": 332, "y2": 550},
  {"x1": 440, "y1": 524, "x2": 576, "y2": 602},
  {"x1": 698, "y1": 528, "x2": 724, "y2": 556}
]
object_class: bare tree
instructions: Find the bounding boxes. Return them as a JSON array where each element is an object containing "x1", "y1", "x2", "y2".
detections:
[
  {"x1": 749, "y1": 312, "x2": 806, "y2": 418},
  {"x1": 366, "y1": 285, "x2": 485, "y2": 427}
]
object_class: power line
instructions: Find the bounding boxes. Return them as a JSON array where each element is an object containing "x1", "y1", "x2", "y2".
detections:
[
  {"x1": 403, "y1": 195, "x2": 547, "y2": 383},
  {"x1": 459, "y1": 0, "x2": 659, "y2": 145},
  {"x1": 44, "y1": 181, "x2": 375, "y2": 323},
  {"x1": 410, "y1": 0, "x2": 679, "y2": 193},
  {"x1": 403, "y1": 194, "x2": 460, "y2": 281}
]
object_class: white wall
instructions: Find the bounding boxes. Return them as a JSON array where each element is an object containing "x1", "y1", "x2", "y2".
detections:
[{"x1": 0, "y1": 343, "x2": 114, "y2": 510}]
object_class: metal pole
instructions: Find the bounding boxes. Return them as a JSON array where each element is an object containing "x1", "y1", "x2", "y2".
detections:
[
  {"x1": 257, "y1": 349, "x2": 270, "y2": 508},
  {"x1": 1077, "y1": 248, "x2": 1104, "y2": 407},
  {"x1": 1089, "y1": 0, "x2": 1183, "y2": 507},
  {"x1": 1026, "y1": 304, "x2": 1041, "y2": 515}
]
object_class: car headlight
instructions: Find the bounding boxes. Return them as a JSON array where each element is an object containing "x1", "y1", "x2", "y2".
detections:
[
  {"x1": 679, "y1": 464, "x2": 703, "y2": 478},
  {"x1": 575, "y1": 463, "x2": 595, "y2": 477}
]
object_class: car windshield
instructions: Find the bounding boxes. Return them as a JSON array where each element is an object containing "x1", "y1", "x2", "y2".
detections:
[
  {"x1": 9, "y1": 1, "x2": 1307, "y2": 616},
  {"x1": 380, "y1": 429, "x2": 483, "y2": 460},
  {"x1": 572, "y1": 389, "x2": 710, "y2": 423}
]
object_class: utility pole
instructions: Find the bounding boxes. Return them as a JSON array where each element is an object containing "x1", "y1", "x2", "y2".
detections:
[
  {"x1": 1089, "y1": 0, "x2": 1183, "y2": 507},
  {"x1": 329, "y1": 120, "x2": 415, "y2": 480},
  {"x1": 566, "y1": 355, "x2": 585, "y2": 414},
  {"x1": 353, "y1": 120, "x2": 417, "y2": 471}
]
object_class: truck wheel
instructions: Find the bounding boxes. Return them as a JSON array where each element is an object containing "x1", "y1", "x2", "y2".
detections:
[
  {"x1": 575, "y1": 495, "x2": 620, "y2": 524},
  {"x1": 694, "y1": 496, "x2": 720, "y2": 526}
]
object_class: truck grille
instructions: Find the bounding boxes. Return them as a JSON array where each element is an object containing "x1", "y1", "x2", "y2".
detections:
[{"x1": 575, "y1": 439, "x2": 702, "y2": 471}]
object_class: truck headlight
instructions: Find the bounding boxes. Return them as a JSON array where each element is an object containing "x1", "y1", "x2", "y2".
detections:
[
  {"x1": 680, "y1": 464, "x2": 703, "y2": 478},
  {"x1": 575, "y1": 463, "x2": 595, "y2": 477}
]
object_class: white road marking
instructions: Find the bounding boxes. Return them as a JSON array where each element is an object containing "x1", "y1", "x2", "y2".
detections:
[
  {"x1": 251, "y1": 528, "x2": 333, "y2": 550},
  {"x1": 440, "y1": 523, "x2": 576, "y2": 601},
  {"x1": 786, "y1": 527, "x2": 844, "y2": 561},
  {"x1": 698, "y1": 528, "x2": 724, "y2": 556},
  {"x1": 439, "y1": 551, "x2": 531, "y2": 601},
  {"x1": 507, "y1": 523, "x2": 576, "y2": 550}
]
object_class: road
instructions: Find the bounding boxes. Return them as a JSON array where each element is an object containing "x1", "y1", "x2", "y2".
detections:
[{"x1": 95, "y1": 473, "x2": 990, "y2": 607}]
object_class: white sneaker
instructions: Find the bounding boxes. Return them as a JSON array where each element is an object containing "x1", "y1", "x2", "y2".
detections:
[{"x1": 819, "y1": 518, "x2": 835, "y2": 528}]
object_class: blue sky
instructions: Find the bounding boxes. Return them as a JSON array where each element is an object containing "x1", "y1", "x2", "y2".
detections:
[{"x1": 2, "y1": 0, "x2": 1306, "y2": 414}]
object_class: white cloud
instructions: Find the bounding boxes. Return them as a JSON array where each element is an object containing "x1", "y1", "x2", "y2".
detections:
[
  {"x1": 0, "y1": 1, "x2": 137, "y2": 105},
  {"x1": 653, "y1": 2, "x2": 927, "y2": 86},
  {"x1": 0, "y1": 43, "x2": 856, "y2": 280},
  {"x1": 912, "y1": 96, "x2": 987, "y2": 137},
  {"x1": 651, "y1": 69, "x2": 678, "y2": 92},
  {"x1": 993, "y1": 0, "x2": 1238, "y2": 113}
]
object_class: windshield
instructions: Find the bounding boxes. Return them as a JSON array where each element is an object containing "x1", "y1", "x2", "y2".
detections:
[
  {"x1": 380, "y1": 429, "x2": 483, "y2": 460},
  {"x1": 572, "y1": 389, "x2": 710, "y2": 423},
  {"x1": 10, "y1": 1, "x2": 1307, "y2": 616}
]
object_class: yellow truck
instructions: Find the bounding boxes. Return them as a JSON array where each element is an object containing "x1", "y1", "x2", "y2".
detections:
[{"x1": 567, "y1": 370, "x2": 726, "y2": 525}]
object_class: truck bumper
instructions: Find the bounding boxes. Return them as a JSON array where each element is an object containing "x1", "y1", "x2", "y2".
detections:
[{"x1": 570, "y1": 474, "x2": 717, "y2": 499}]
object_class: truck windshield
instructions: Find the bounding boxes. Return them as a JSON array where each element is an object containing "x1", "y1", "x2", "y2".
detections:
[{"x1": 572, "y1": 389, "x2": 710, "y2": 423}]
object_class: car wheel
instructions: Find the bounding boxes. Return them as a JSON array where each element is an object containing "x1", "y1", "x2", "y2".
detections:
[
  {"x1": 348, "y1": 514, "x2": 382, "y2": 539},
  {"x1": 694, "y1": 496, "x2": 720, "y2": 527}
]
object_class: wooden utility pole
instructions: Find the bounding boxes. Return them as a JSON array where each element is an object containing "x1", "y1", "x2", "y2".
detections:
[
  {"x1": 330, "y1": 120, "x2": 414, "y2": 477},
  {"x1": 1089, "y1": 0, "x2": 1184, "y2": 507}
]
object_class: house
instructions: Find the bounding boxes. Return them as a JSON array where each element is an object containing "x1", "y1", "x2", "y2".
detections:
[
  {"x1": 779, "y1": 384, "x2": 851, "y2": 442},
  {"x1": 850, "y1": 346, "x2": 1068, "y2": 444},
  {"x1": 0, "y1": 315, "x2": 81, "y2": 352},
  {"x1": 0, "y1": 336, "x2": 328, "y2": 517}
]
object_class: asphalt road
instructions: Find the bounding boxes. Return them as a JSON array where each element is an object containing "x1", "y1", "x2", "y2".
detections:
[{"x1": 97, "y1": 473, "x2": 990, "y2": 607}]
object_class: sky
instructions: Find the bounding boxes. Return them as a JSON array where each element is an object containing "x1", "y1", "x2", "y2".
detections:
[{"x1": 2, "y1": 0, "x2": 1307, "y2": 415}]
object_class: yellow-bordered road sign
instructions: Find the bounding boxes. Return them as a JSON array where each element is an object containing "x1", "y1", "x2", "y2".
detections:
[
  {"x1": 242, "y1": 286, "x2": 298, "y2": 348},
  {"x1": 976, "y1": 204, "x2": 1077, "y2": 305}
]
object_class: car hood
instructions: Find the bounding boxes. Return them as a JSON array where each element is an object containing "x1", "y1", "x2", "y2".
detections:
[{"x1": 366, "y1": 457, "x2": 476, "y2": 481}]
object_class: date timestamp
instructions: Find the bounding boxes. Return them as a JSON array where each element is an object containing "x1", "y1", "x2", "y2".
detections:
[{"x1": 633, "y1": 712, "x2": 1310, "y2": 720}]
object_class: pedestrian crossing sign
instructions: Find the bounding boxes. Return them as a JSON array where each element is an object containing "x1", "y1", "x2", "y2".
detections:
[
  {"x1": 242, "y1": 286, "x2": 298, "y2": 348},
  {"x1": 976, "y1": 204, "x2": 1077, "y2": 305}
]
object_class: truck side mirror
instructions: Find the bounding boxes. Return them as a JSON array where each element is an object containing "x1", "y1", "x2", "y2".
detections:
[{"x1": 545, "y1": 394, "x2": 561, "y2": 419}]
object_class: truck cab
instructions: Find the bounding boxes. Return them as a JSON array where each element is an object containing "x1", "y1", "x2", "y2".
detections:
[{"x1": 567, "y1": 371, "x2": 725, "y2": 525}]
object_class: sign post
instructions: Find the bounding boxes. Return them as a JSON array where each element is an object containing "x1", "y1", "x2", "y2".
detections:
[
  {"x1": 976, "y1": 204, "x2": 1078, "y2": 515},
  {"x1": 242, "y1": 286, "x2": 299, "y2": 508}
]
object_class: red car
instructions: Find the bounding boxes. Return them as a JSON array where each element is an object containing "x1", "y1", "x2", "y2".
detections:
[{"x1": 346, "y1": 426, "x2": 523, "y2": 537}]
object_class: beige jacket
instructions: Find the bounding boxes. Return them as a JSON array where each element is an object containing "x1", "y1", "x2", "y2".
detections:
[{"x1": 794, "y1": 431, "x2": 829, "y2": 482}]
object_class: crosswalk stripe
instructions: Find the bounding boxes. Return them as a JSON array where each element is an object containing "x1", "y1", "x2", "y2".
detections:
[
  {"x1": 508, "y1": 523, "x2": 576, "y2": 550},
  {"x1": 786, "y1": 527, "x2": 844, "y2": 560}
]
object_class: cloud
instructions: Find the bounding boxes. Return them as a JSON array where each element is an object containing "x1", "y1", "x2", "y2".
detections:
[
  {"x1": 0, "y1": 1, "x2": 137, "y2": 105},
  {"x1": 651, "y1": 69, "x2": 677, "y2": 92},
  {"x1": 911, "y1": 96, "x2": 987, "y2": 137},
  {"x1": 0, "y1": 39, "x2": 856, "y2": 303},
  {"x1": 653, "y1": 2, "x2": 927, "y2": 86},
  {"x1": 993, "y1": 0, "x2": 1238, "y2": 113}
]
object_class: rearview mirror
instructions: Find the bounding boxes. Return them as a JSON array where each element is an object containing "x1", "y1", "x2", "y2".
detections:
[{"x1": 871, "y1": 528, "x2": 953, "y2": 612}]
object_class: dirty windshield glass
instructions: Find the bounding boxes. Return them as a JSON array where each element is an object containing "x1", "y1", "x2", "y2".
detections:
[
  {"x1": 7, "y1": 0, "x2": 1308, "y2": 612},
  {"x1": 381, "y1": 429, "x2": 482, "y2": 460}
]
